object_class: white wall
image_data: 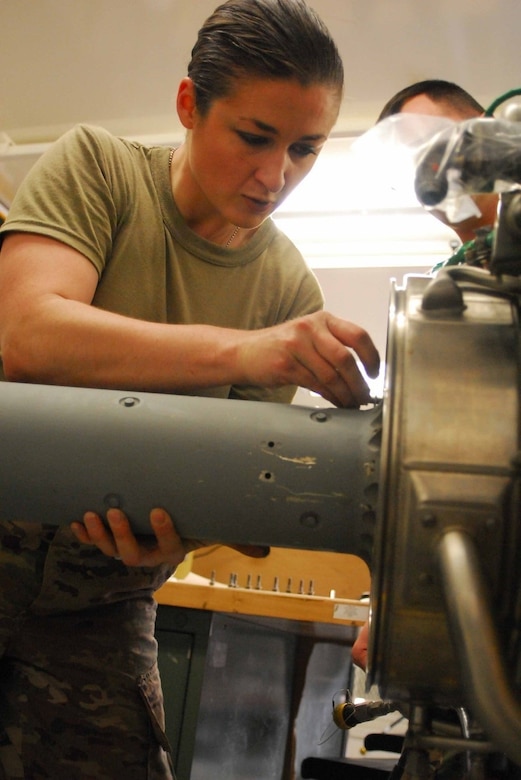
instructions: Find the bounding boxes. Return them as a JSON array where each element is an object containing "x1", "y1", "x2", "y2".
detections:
[{"x1": 1, "y1": 1, "x2": 519, "y2": 143}]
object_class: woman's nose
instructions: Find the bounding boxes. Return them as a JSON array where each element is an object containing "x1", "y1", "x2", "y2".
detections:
[{"x1": 254, "y1": 151, "x2": 289, "y2": 193}]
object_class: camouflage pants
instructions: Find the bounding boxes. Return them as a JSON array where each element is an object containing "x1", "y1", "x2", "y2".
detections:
[{"x1": 0, "y1": 522, "x2": 176, "y2": 780}]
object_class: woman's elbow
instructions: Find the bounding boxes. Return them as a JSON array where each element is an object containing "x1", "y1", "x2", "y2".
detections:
[{"x1": 0, "y1": 331, "x2": 47, "y2": 383}]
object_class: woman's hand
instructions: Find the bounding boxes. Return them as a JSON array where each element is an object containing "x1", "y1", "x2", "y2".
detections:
[
  {"x1": 71, "y1": 507, "x2": 189, "y2": 568},
  {"x1": 237, "y1": 311, "x2": 380, "y2": 408},
  {"x1": 71, "y1": 507, "x2": 270, "y2": 567}
]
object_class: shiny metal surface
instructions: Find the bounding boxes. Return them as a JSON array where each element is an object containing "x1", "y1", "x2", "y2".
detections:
[
  {"x1": 438, "y1": 529, "x2": 521, "y2": 766},
  {"x1": 369, "y1": 273, "x2": 520, "y2": 705}
]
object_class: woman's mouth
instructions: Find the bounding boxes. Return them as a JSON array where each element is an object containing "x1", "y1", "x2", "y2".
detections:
[{"x1": 243, "y1": 195, "x2": 277, "y2": 214}]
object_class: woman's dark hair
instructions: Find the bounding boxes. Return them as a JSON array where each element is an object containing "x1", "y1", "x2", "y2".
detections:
[
  {"x1": 187, "y1": 0, "x2": 344, "y2": 115},
  {"x1": 377, "y1": 79, "x2": 485, "y2": 122}
]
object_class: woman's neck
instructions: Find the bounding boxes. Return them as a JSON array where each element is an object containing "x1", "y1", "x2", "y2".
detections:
[{"x1": 168, "y1": 145, "x2": 246, "y2": 248}]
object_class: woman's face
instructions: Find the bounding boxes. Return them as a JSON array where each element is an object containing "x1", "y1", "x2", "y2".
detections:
[{"x1": 179, "y1": 76, "x2": 340, "y2": 229}]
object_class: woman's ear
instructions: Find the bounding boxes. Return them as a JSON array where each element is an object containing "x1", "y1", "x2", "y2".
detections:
[{"x1": 176, "y1": 77, "x2": 197, "y2": 129}]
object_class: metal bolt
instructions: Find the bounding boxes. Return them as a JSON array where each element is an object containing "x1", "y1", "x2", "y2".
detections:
[
  {"x1": 300, "y1": 512, "x2": 320, "y2": 528},
  {"x1": 311, "y1": 411, "x2": 329, "y2": 423},
  {"x1": 119, "y1": 396, "x2": 140, "y2": 408},
  {"x1": 104, "y1": 493, "x2": 121, "y2": 508}
]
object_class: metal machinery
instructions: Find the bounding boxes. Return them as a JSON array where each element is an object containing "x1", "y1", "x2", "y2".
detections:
[
  {"x1": 338, "y1": 109, "x2": 521, "y2": 778},
  {"x1": 1, "y1": 110, "x2": 521, "y2": 777},
  {"x1": 365, "y1": 261, "x2": 521, "y2": 778}
]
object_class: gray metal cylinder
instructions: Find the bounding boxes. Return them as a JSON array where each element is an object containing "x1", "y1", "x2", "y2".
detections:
[{"x1": 0, "y1": 381, "x2": 381, "y2": 560}]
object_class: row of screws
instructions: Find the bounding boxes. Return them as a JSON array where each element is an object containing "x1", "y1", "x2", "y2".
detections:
[{"x1": 209, "y1": 570, "x2": 315, "y2": 595}]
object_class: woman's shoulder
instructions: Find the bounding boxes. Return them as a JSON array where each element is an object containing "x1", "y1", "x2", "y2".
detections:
[{"x1": 52, "y1": 124, "x2": 150, "y2": 164}]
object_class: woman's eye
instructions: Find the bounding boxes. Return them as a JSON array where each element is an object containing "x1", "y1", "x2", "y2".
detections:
[
  {"x1": 237, "y1": 131, "x2": 269, "y2": 147},
  {"x1": 291, "y1": 143, "x2": 317, "y2": 158},
  {"x1": 236, "y1": 131, "x2": 318, "y2": 158}
]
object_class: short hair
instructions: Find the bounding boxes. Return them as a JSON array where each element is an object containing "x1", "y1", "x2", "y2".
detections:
[
  {"x1": 377, "y1": 79, "x2": 485, "y2": 122},
  {"x1": 187, "y1": 0, "x2": 344, "y2": 115}
]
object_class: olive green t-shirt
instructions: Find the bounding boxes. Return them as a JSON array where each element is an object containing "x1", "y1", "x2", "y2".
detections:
[{"x1": 0, "y1": 124, "x2": 324, "y2": 401}]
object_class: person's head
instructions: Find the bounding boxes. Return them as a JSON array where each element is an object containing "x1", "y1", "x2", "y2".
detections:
[
  {"x1": 187, "y1": 0, "x2": 344, "y2": 117},
  {"x1": 377, "y1": 79, "x2": 484, "y2": 123},
  {"x1": 174, "y1": 0, "x2": 344, "y2": 234},
  {"x1": 378, "y1": 80, "x2": 497, "y2": 242}
]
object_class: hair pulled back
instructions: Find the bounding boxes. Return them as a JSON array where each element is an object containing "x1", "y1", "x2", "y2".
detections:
[{"x1": 187, "y1": 0, "x2": 344, "y2": 115}]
